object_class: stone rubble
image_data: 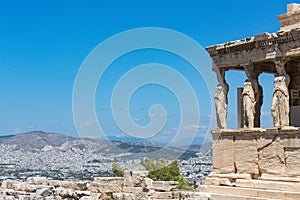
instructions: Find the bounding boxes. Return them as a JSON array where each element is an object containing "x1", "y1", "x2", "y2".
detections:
[{"x1": 0, "y1": 171, "x2": 211, "y2": 200}]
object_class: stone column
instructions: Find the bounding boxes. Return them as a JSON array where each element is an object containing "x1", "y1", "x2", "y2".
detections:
[
  {"x1": 213, "y1": 64, "x2": 229, "y2": 129},
  {"x1": 244, "y1": 65, "x2": 263, "y2": 127}
]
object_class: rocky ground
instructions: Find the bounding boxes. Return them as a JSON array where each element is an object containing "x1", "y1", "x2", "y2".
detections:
[{"x1": 0, "y1": 171, "x2": 210, "y2": 200}]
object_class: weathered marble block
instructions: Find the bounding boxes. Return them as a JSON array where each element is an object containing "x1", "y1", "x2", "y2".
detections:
[
  {"x1": 285, "y1": 148, "x2": 300, "y2": 176},
  {"x1": 257, "y1": 135, "x2": 285, "y2": 175},
  {"x1": 234, "y1": 135, "x2": 259, "y2": 175},
  {"x1": 210, "y1": 128, "x2": 300, "y2": 178},
  {"x1": 211, "y1": 132, "x2": 235, "y2": 174}
]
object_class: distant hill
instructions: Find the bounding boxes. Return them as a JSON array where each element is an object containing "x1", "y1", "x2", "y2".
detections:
[
  {"x1": 99, "y1": 135, "x2": 209, "y2": 148},
  {"x1": 0, "y1": 131, "x2": 213, "y2": 174},
  {"x1": 0, "y1": 131, "x2": 202, "y2": 160},
  {"x1": 0, "y1": 131, "x2": 77, "y2": 151}
]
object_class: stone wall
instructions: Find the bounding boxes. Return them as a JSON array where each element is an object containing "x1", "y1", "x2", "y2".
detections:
[
  {"x1": 199, "y1": 127, "x2": 300, "y2": 199},
  {"x1": 205, "y1": 127, "x2": 300, "y2": 185}
]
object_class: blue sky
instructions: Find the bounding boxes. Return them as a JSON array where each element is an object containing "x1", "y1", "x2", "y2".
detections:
[{"x1": 0, "y1": 0, "x2": 296, "y2": 145}]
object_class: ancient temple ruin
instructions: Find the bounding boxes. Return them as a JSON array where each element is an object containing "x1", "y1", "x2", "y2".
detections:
[{"x1": 201, "y1": 3, "x2": 300, "y2": 199}]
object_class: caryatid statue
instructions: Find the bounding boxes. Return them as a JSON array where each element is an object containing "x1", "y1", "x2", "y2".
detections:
[
  {"x1": 244, "y1": 67, "x2": 263, "y2": 127},
  {"x1": 242, "y1": 81, "x2": 256, "y2": 128},
  {"x1": 271, "y1": 76, "x2": 290, "y2": 127},
  {"x1": 272, "y1": 57, "x2": 290, "y2": 127},
  {"x1": 214, "y1": 84, "x2": 228, "y2": 129},
  {"x1": 213, "y1": 65, "x2": 228, "y2": 129}
]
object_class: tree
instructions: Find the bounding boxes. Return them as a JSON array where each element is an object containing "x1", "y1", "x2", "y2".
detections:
[
  {"x1": 177, "y1": 176, "x2": 194, "y2": 191},
  {"x1": 112, "y1": 162, "x2": 125, "y2": 177},
  {"x1": 140, "y1": 158, "x2": 193, "y2": 190}
]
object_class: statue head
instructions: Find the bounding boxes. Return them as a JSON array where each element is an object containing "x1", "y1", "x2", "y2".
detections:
[
  {"x1": 243, "y1": 81, "x2": 253, "y2": 92},
  {"x1": 215, "y1": 85, "x2": 226, "y2": 99},
  {"x1": 274, "y1": 76, "x2": 289, "y2": 97},
  {"x1": 274, "y1": 76, "x2": 286, "y2": 88},
  {"x1": 215, "y1": 84, "x2": 224, "y2": 94}
]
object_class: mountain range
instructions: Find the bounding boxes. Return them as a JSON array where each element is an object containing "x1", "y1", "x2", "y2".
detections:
[{"x1": 0, "y1": 131, "x2": 211, "y2": 164}]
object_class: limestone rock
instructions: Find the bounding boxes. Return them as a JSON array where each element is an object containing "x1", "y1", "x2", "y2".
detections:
[
  {"x1": 152, "y1": 191, "x2": 172, "y2": 199},
  {"x1": 1, "y1": 180, "x2": 15, "y2": 189},
  {"x1": 53, "y1": 187, "x2": 87, "y2": 199},
  {"x1": 88, "y1": 181, "x2": 122, "y2": 193},
  {"x1": 123, "y1": 193, "x2": 136, "y2": 200},
  {"x1": 122, "y1": 186, "x2": 143, "y2": 194},
  {"x1": 27, "y1": 177, "x2": 49, "y2": 185},
  {"x1": 123, "y1": 171, "x2": 148, "y2": 187},
  {"x1": 29, "y1": 194, "x2": 43, "y2": 200},
  {"x1": 112, "y1": 192, "x2": 124, "y2": 200},
  {"x1": 94, "y1": 177, "x2": 124, "y2": 185},
  {"x1": 3, "y1": 196, "x2": 16, "y2": 200},
  {"x1": 152, "y1": 181, "x2": 178, "y2": 192},
  {"x1": 141, "y1": 177, "x2": 153, "y2": 191},
  {"x1": 54, "y1": 180, "x2": 88, "y2": 190},
  {"x1": 124, "y1": 171, "x2": 134, "y2": 187},
  {"x1": 36, "y1": 187, "x2": 52, "y2": 197},
  {"x1": 79, "y1": 197, "x2": 94, "y2": 200}
]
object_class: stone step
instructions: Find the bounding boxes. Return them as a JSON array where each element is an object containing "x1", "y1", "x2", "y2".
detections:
[
  {"x1": 235, "y1": 179, "x2": 300, "y2": 192},
  {"x1": 210, "y1": 193, "x2": 281, "y2": 200},
  {"x1": 261, "y1": 174, "x2": 300, "y2": 183},
  {"x1": 199, "y1": 185, "x2": 300, "y2": 200}
]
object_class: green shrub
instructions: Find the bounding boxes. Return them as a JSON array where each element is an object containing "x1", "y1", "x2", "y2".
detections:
[
  {"x1": 141, "y1": 158, "x2": 194, "y2": 191},
  {"x1": 112, "y1": 162, "x2": 125, "y2": 177}
]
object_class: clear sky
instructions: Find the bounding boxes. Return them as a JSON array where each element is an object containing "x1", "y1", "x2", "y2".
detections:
[{"x1": 0, "y1": 0, "x2": 296, "y2": 146}]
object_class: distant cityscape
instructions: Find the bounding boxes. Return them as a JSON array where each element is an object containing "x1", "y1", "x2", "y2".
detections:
[{"x1": 0, "y1": 131, "x2": 212, "y2": 188}]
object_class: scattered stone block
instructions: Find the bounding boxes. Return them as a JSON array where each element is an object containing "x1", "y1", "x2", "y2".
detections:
[
  {"x1": 122, "y1": 186, "x2": 143, "y2": 194},
  {"x1": 123, "y1": 192, "x2": 136, "y2": 200},
  {"x1": 152, "y1": 191, "x2": 172, "y2": 199},
  {"x1": 112, "y1": 192, "x2": 123, "y2": 200},
  {"x1": 141, "y1": 177, "x2": 152, "y2": 191},
  {"x1": 29, "y1": 193, "x2": 43, "y2": 200},
  {"x1": 79, "y1": 197, "x2": 94, "y2": 200},
  {"x1": 94, "y1": 177, "x2": 124, "y2": 185},
  {"x1": 123, "y1": 171, "x2": 148, "y2": 187},
  {"x1": 36, "y1": 187, "x2": 52, "y2": 197},
  {"x1": 27, "y1": 177, "x2": 49, "y2": 185},
  {"x1": 152, "y1": 181, "x2": 178, "y2": 192}
]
